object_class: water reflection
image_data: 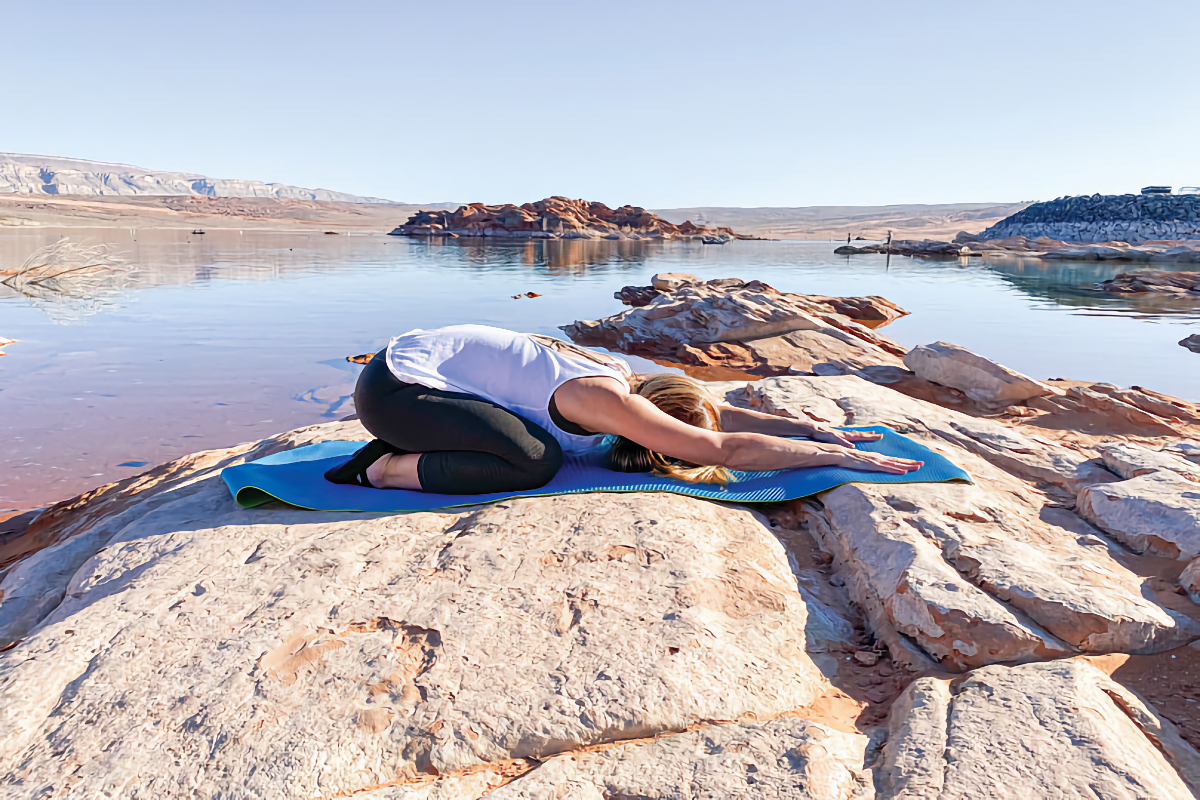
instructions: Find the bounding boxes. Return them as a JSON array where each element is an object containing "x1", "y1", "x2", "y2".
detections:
[
  {"x1": 985, "y1": 256, "x2": 1200, "y2": 316},
  {"x1": 0, "y1": 239, "x2": 139, "y2": 323},
  {"x1": 409, "y1": 236, "x2": 660, "y2": 275}
]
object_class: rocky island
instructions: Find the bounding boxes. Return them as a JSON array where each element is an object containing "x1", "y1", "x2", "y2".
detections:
[
  {"x1": 4, "y1": 276, "x2": 1200, "y2": 797},
  {"x1": 389, "y1": 197, "x2": 745, "y2": 241},
  {"x1": 835, "y1": 194, "x2": 1200, "y2": 264}
]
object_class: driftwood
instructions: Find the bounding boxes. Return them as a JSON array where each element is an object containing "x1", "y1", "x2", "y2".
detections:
[{"x1": 2, "y1": 238, "x2": 137, "y2": 321}]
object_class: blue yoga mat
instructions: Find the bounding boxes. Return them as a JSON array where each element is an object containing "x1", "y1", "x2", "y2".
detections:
[{"x1": 221, "y1": 426, "x2": 970, "y2": 512}]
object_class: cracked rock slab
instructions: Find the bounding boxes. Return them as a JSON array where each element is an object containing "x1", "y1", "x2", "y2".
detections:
[
  {"x1": 809, "y1": 481, "x2": 1199, "y2": 670},
  {"x1": 0, "y1": 436, "x2": 848, "y2": 798},
  {"x1": 488, "y1": 717, "x2": 872, "y2": 800},
  {"x1": 734, "y1": 376, "x2": 1197, "y2": 669},
  {"x1": 902, "y1": 341, "x2": 1056, "y2": 407},
  {"x1": 879, "y1": 659, "x2": 1200, "y2": 799},
  {"x1": 1078, "y1": 471, "x2": 1200, "y2": 560},
  {"x1": 1098, "y1": 441, "x2": 1200, "y2": 481}
]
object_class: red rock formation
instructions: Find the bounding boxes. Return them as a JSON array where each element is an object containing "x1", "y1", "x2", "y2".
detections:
[{"x1": 389, "y1": 197, "x2": 745, "y2": 240}]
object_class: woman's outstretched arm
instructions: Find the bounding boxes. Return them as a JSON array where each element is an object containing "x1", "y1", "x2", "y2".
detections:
[
  {"x1": 717, "y1": 404, "x2": 883, "y2": 446},
  {"x1": 556, "y1": 378, "x2": 921, "y2": 475}
]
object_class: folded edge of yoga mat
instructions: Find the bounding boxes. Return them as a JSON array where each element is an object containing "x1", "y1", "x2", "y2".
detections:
[{"x1": 220, "y1": 426, "x2": 972, "y2": 513}]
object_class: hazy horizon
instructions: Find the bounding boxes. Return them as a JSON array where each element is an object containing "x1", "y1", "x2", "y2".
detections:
[{"x1": 3, "y1": 0, "x2": 1197, "y2": 208}]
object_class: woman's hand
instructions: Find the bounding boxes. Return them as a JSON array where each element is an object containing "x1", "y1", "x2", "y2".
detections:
[
  {"x1": 810, "y1": 424, "x2": 884, "y2": 448},
  {"x1": 826, "y1": 446, "x2": 923, "y2": 475}
]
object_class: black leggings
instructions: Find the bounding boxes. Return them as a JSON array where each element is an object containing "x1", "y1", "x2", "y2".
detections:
[{"x1": 354, "y1": 350, "x2": 564, "y2": 494}]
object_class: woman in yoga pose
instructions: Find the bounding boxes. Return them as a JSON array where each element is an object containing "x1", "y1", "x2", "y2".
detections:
[{"x1": 326, "y1": 324, "x2": 922, "y2": 493}]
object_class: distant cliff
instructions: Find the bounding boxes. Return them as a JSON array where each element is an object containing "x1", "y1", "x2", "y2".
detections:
[
  {"x1": 390, "y1": 197, "x2": 744, "y2": 240},
  {"x1": 979, "y1": 194, "x2": 1200, "y2": 243},
  {"x1": 0, "y1": 153, "x2": 396, "y2": 204}
]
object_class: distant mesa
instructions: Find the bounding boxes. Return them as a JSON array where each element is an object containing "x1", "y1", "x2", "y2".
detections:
[
  {"x1": 0, "y1": 152, "x2": 399, "y2": 205},
  {"x1": 389, "y1": 197, "x2": 747, "y2": 241}
]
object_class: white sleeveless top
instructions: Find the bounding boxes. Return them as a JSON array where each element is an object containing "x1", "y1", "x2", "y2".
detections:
[{"x1": 385, "y1": 324, "x2": 632, "y2": 453}]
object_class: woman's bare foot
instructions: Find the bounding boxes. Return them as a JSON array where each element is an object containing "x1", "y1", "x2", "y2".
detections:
[{"x1": 365, "y1": 452, "x2": 424, "y2": 490}]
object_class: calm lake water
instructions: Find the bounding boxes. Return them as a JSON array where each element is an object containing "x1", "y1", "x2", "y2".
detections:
[{"x1": 3, "y1": 229, "x2": 1199, "y2": 514}]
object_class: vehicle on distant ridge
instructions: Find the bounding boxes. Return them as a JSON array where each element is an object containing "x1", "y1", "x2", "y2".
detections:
[
  {"x1": 1178, "y1": 186, "x2": 1200, "y2": 195},
  {"x1": 1141, "y1": 186, "x2": 1173, "y2": 195}
]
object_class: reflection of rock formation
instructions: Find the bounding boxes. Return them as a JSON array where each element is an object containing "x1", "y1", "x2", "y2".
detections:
[
  {"x1": 985, "y1": 257, "x2": 1200, "y2": 315},
  {"x1": 0, "y1": 239, "x2": 138, "y2": 322},
  {"x1": 1101, "y1": 270, "x2": 1200, "y2": 294}
]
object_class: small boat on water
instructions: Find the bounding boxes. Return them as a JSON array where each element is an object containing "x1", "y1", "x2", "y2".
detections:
[
  {"x1": 191, "y1": 229, "x2": 206, "y2": 235},
  {"x1": 700, "y1": 235, "x2": 728, "y2": 245}
]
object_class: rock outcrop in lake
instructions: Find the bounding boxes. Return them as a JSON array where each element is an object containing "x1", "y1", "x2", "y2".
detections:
[
  {"x1": 565, "y1": 275, "x2": 909, "y2": 379},
  {"x1": 979, "y1": 193, "x2": 1200, "y2": 244},
  {"x1": 389, "y1": 197, "x2": 743, "y2": 241},
  {"x1": 5, "y1": 277, "x2": 1200, "y2": 797}
]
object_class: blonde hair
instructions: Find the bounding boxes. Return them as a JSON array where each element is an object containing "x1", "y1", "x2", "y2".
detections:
[{"x1": 608, "y1": 374, "x2": 734, "y2": 485}]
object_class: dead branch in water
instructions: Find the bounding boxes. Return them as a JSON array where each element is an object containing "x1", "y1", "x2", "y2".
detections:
[{"x1": 2, "y1": 239, "x2": 138, "y2": 321}]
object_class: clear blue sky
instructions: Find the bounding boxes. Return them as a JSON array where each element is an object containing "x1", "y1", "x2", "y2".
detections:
[{"x1": 4, "y1": 0, "x2": 1197, "y2": 207}]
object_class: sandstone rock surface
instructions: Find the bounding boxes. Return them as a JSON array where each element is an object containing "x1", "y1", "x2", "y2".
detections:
[
  {"x1": 902, "y1": 341, "x2": 1056, "y2": 407},
  {"x1": 489, "y1": 717, "x2": 872, "y2": 799},
  {"x1": 566, "y1": 279, "x2": 908, "y2": 378},
  {"x1": 0, "y1": 420, "x2": 861, "y2": 798},
  {"x1": 616, "y1": 275, "x2": 910, "y2": 330},
  {"x1": 1077, "y1": 471, "x2": 1200, "y2": 560},
  {"x1": 879, "y1": 658, "x2": 1200, "y2": 799}
]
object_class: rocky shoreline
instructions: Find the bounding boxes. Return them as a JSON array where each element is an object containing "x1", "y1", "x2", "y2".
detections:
[
  {"x1": 834, "y1": 194, "x2": 1200, "y2": 264},
  {"x1": 980, "y1": 193, "x2": 1200, "y2": 244},
  {"x1": 836, "y1": 232, "x2": 1200, "y2": 263},
  {"x1": 4, "y1": 277, "x2": 1200, "y2": 797},
  {"x1": 389, "y1": 197, "x2": 746, "y2": 241}
]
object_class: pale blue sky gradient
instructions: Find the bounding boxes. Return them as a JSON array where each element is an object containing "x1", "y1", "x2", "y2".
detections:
[{"x1": 4, "y1": 0, "x2": 1197, "y2": 207}]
